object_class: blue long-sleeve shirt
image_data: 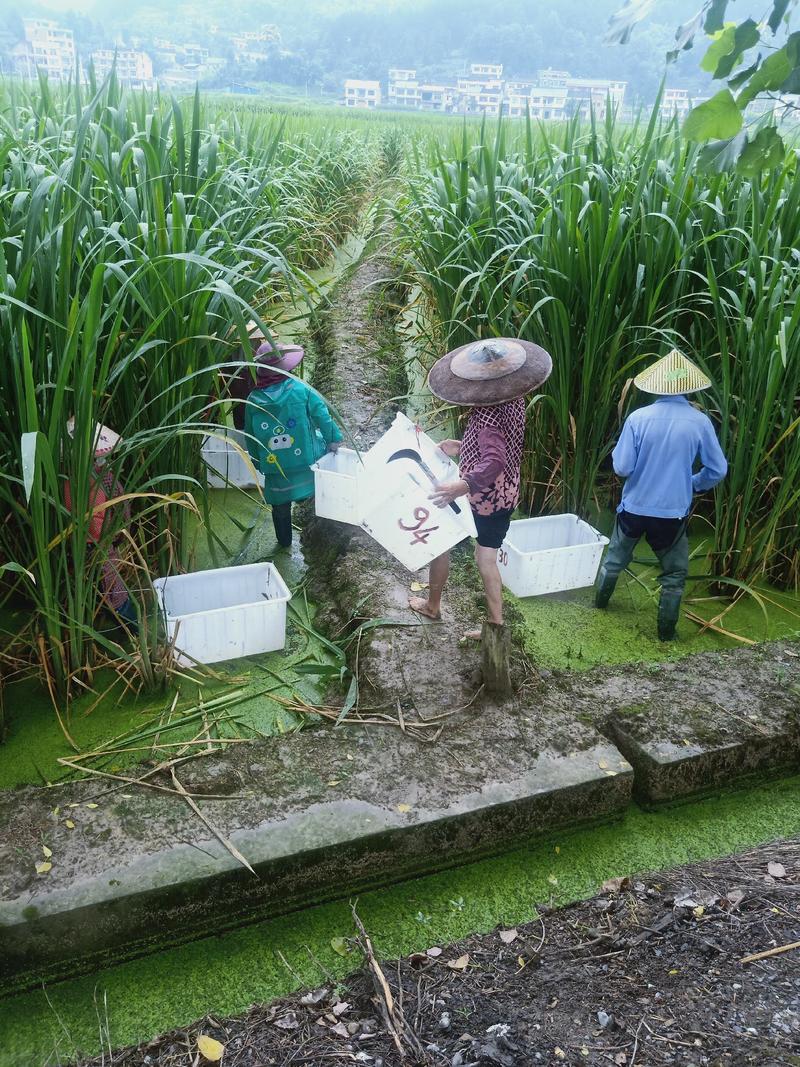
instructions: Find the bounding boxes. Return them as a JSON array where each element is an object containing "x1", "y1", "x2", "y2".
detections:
[{"x1": 612, "y1": 396, "x2": 727, "y2": 519}]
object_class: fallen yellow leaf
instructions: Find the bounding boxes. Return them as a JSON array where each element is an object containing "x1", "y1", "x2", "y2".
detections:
[
  {"x1": 547, "y1": 875, "x2": 558, "y2": 886},
  {"x1": 85, "y1": 803, "x2": 98, "y2": 809},
  {"x1": 65, "y1": 820, "x2": 75, "y2": 829},
  {"x1": 42, "y1": 845, "x2": 52, "y2": 859},
  {"x1": 396, "y1": 803, "x2": 412, "y2": 813},
  {"x1": 447, "y1": 954, "x2": 470, "y2": 971},
  {"x1": 409, "y1": 581, "x2": 429, "y2": 592},
  {"x1": 197, "y1": 1034, "x2": 225, "y2": 1062},
  {"x1": 35, "y1": 861, "x2": 52, "y2": 875},
  {"x1": 554, "y1": 845, "x2": 560, "y2": 854},
  {"x1": 326, "y1": 780, "x2": 341, "y2": 787}
]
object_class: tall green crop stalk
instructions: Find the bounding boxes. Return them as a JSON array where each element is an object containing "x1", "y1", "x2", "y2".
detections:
[
  {"x1": 397, "y1": 107, "x2": 800, "y2": 588},
  {"x1": 0, "y1": 78, "x2": 370, "y2": 700}
]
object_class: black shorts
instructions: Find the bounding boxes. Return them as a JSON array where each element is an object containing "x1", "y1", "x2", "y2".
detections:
[
  {"x1": 617, "y1": 509, "x2": 688, "y2": 553},
  {"x1": 473, "y1": 507, "x2": 513, "y2": 550}
]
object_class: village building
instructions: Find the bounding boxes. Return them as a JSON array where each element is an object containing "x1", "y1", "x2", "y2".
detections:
[
  {"x1": 15, "y1": 19, "x2": 76, "y2": 80},
  {"x1": 344, "y1": 79, "x2": 381, "y2": 109},
  {"x1": 660, "y1": 87, "x2": 692, "y2": 120},
  {"x1": 92, "y1": 48, "x2": 154, "y2": 86},
  {"x1": 387, "y1": 69, "x2": 421, "y2": 108}
]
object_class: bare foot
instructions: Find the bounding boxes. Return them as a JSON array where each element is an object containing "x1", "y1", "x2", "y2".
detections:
[
  {"x1": 408, "y1": 596, "x2": 441, "y2": 621},
  {"x1": 462, "y1": 628, "x2": 483, "y2": 641}
]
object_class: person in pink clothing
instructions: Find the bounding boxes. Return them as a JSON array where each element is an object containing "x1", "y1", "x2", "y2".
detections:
[{"x1": 408, "y1": 338, "x2": 552, "y2": 638}]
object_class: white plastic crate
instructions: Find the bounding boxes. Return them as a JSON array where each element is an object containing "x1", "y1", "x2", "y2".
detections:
[
  {"x1": 152, "y1": 562, "x2": 291, "y2": 666},
  {"x1": 311, "y1": 447, "x2": 364, "y2": 525},
  {"x1": 498, "y1": 514, "x2": 609, "y2": 597},
  {"x1": 202, "y1": 430, "x2": 263, "y2": 489}
]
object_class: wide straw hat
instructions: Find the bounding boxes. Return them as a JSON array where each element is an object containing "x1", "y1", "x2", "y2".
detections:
[
  {"x1": 634, "y1": 349, "x2": 711, "y2": 395},
  {"x1": 66, "y1": 416, "x2": 121, "y2": 457},
  {"x1": 428, "y1": 337, "x2": 552, "y2": 407},
  {"x1": 255, "y1": 342, "x2": 304, "y2": 388}
]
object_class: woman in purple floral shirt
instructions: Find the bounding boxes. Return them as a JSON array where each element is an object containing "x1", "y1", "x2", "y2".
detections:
[{"x1": 409, "y1": 338, "x2": 551, "y2": 638}]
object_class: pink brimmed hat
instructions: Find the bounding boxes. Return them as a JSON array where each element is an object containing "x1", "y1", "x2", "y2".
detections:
[
  {"x1": 255, "y1": 342, "x2": 304, "y2": 388},
  {"x1": 66, "y1": 416, "x2": 121, "y2": 457}
]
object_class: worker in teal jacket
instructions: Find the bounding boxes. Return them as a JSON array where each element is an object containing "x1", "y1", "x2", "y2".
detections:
[
  {"x1": 595, "y1": 349, "x2": 727, "y2": 641},
  {"x1": 245, "y1": 343, "x2": 343, "y2": 548}
]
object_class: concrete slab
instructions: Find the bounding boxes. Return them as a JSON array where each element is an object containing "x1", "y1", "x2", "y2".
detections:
[
  {"x1": 0, "y1": 706, "x2": 631, "y2": 995},
  {"x1": 581, "y1": 643, "x2": 800, "y2": 806}
]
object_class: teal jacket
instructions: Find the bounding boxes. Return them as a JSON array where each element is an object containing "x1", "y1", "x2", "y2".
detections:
[{"x1": 245, "y1": 379, "x2": 343, "y2": 505}]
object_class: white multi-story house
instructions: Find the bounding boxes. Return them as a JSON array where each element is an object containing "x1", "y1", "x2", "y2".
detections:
[
  {"x1": 565, "y1": 77, "x2": 627, "y2": 118},
  {"x1": 528, "y1": 86, "x2": 569, "y2": 120},
  {"x1": 470, "y1": 62, "x2": 503, "y2": 79},
  {"x1": 344, "y1": 79, "x2": 381, "y2": 109},
  {"x1": 16, "y1": 19, "x2": 76, "y2": 80},
  {"x1": 660, "y1": 87, "x2": 691, "y2": 120},
  {"x1": 418, "y1": 83, "x2": 456, "y2": 112},
  {"x1": 387, "y1": 69, "x2": 421, "y2": 108},
  {"x1": 231, "y1": 26, "x2": 280, "y2": 65},
  {"x1": 538, "y1": 68, "x2": 570, "y2": 88},
  {"x1": 92, "y1": 49, "x2": 154, "y2": 85}
]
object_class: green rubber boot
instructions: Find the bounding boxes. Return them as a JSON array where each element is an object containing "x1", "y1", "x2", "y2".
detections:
[
  {"x1": 657, "y1": 591, "x2": 682, "y2": 642},
  {"x1": 594, "y1": 520, "x2": 637, "y2": 609}
]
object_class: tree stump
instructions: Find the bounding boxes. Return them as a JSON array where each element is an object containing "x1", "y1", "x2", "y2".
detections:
[{"x1": 481, "y1": 621, "x2": 512, "y2": 697}]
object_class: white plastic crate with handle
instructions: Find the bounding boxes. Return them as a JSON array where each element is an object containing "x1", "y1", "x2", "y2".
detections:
[
  {"x1": 152, "y1": 562, "x2": 291, "y2": 666},
  {"x1": 498, "y1": 514, "x2": 609, "y2": 597},
  {"x1": 359, "y1": 412, "x2": 477, "y2": 571},
  {"x1": 202, "y1": 429, "x2": 264, "y2": 489},
  {"x1": 311, "y1": 447, "x2": 365, "y2": 525}
]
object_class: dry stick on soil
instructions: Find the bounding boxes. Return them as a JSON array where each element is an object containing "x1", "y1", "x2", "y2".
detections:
[
  {"x1": 169, "y1": 767, "x2": 257, "y2": 877},
  {"x1": 350, "y1": 904, "x2": 428, "y2": 1064},
  {"x1": 683, "y1": 610, "x2": 756, "y2": 645},
  {"x1": 740, "y1": 939, "x2": 800, "y2": 964}
]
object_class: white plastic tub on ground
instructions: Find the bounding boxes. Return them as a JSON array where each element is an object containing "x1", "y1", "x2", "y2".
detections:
[
  {"x1": 152, "y1": 562, "x2": 291, "y2": 666},
  {"x1": 498, "y1": 514, "x2": 609, "y2": 597},
  {"x1": 311, "y1": 447, "x2": 363, "y2": 525},
  {"x1": 202, "y1": 430, "x2": 263, "y2": 489}
]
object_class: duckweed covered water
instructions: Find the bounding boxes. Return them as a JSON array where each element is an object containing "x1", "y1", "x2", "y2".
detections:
[
  {"x1": 513, "y1": 521, "x2": 800, "y2": 671},
  {"x1": 1, "y1": 774, "x2": 798, "y2": 1067},
  {"x1": 0, "y1": 489, "x2": 332, "y2": 791}
]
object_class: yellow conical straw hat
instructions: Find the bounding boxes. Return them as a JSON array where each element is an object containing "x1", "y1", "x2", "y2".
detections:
[{"x1": 633, "y1": 349, "x2": 711, "y2": 395}]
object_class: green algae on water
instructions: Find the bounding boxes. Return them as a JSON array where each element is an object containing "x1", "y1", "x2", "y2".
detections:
[
  {"x1": 512, "y1": 523, "x2": 800, "y2": 671},
  {"x1": 1, "y1": 775, "x2": 798, "y2": 1067},
  {"x1": 0, "y1": 490, "x2": 332, "y2": 791}
]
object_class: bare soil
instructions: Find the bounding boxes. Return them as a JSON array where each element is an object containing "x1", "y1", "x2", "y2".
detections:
[{"x1": 75, "y1": 838, "x2": 800, "y2": 1067}]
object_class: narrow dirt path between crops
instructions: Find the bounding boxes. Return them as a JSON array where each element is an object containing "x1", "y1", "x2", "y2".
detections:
[
  {"x1": 302, "y1": 197, "x2": 501, "y2": 714},
  {"x1": 77, "y1": 837, "x2": 800, "y2": 1067}
]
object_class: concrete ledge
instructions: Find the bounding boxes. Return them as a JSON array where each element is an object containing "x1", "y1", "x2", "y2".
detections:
[
  {"x1": 0, "y1": 712, "x2": 631, "y2": 995},
  {"x1": 586, "y1": 643, "x2": 800, "y2": 807}
]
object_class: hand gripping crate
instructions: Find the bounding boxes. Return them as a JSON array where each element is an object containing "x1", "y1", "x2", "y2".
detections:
[
  {"x1": 152, "y1": 562, "x2": 291, "y2": 666},
  {"x1": 359, "y1": 412, "x2": 477, "y2": 571},
  {"x1": 498, "y1": 514, "x2": 609, "y2": 597},
  {"x1": 202, "y1": 429, "x2": 264, "y2": 489}
]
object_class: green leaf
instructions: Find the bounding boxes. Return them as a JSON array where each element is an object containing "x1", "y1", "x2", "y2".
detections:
[
  {"x1": 330, "y1": 936, "x2": 350, "y2": 956},
  {"x1": 21, "y1": 431, "x2": 38, "y2": 502},
  {"x1": 0, "y1": 562, "x2": 36, "y2": 585},
  {"x1": 728, "y1": 60, "x2": 760, "y2": 90},
  {"x1": 335, "y1": 674, "x2": 359, "y2": 727},
  {"x1": 683, "y1": 90, "x2": 743, "y2": 141},
  {"x1": 737, "y1": 44, "x2": 794, "y2": 107},
  {"x1": 697, "y1": 132, "x2": 747, "y2": 172},
  {"x1": 705, "y1": 0, "x2": 730, "y2": 34},
  {"x1": 737, "y1": 127, "x2": 785, "y2": 174},
  {"x1": 769, "y1": 0, "x2": 792, "y2": 34},
  {"x1": 701, "y1": 25, "x2": 737, "y2": 74},
  {"x1": 715, "y1": 20, "x2": 760, "y2": 79}
]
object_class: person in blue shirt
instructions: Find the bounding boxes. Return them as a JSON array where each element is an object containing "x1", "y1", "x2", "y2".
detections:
[{"x1": 595, "y1": 349, "x2": 728, "y2": 641}]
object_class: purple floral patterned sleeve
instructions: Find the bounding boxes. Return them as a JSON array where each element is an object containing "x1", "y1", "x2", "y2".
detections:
[{"x1": 459, "y1": 399, "x2": 526, "y2": 516}]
